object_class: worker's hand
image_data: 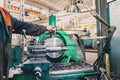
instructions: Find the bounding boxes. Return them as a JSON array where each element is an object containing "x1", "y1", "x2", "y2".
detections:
[{"x1": 46, "y1": 26, "x2": 54, "y2": 32}]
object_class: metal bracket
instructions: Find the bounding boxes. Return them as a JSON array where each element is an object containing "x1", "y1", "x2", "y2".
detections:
[{"x1": 93, "y1": 26, "x2": 116, "y2": 70}]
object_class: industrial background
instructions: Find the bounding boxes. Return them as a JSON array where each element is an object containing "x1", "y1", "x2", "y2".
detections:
[{"x1": 0, "y1": 0, "x2": 120, "y2": 80}]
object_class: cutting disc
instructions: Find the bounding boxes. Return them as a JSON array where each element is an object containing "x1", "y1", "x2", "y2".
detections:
[{"x1": 44, "y1": 38, "x2": 65, "y2": 58}]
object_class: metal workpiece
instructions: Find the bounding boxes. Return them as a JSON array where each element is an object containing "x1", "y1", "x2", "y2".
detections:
[
  {"x1": 44, "y1": 37, "x2": 66, "y2": 58},
  {"x1": 27, "y1": 42, "x2": 69, "y2": 59}
]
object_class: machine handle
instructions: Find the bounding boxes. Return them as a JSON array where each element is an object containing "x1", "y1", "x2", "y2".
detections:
[
  {"x1": 34, "y1": 67, "x2": 42, "y2": 80},
  {"x1": 22, "y1": 29, "x2": 27, "y2": 39}
]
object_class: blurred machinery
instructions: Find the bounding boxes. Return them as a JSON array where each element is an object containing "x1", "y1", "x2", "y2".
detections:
[
  {"x1": 8, "y1": 13, "x2": 116, "y2": 80},
  {"x1": 8, "y1": 15, "x2": 97, "y2": 80},
  {"x1": 8, "y1": 0, "x2": 117, "y2": 80}
]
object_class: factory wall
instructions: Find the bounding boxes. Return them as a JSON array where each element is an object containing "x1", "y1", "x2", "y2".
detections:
[
  {"x1": 0, "y1": 0, "x2": 4, "y2": 7},
  {"x1": 109, "y1": 0, "x2": 120, "y2": 74}
]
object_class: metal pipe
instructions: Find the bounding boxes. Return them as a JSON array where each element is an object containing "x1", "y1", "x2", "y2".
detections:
[{"x1": 87, "y1": 36, "x2": 106, "y2": 40}]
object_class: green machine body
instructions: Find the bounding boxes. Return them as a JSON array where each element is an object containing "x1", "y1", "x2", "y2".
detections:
[{"x1": 39, "y1": 15, "x2": 80, "y2": 63}]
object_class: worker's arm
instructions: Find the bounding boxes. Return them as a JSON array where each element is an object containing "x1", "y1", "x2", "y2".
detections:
[{"x1": 10, "y1": 16, "x2": 48, "y2": 36}]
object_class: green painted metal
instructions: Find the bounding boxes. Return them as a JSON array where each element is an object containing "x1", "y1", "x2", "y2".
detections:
[
  {"x1": 13, "y1": 72, "x2": 50, "y2": 80},
  {"x1": 39, "y1": 30, "x2": 80, "y2": 63},
  {"x1": 49, "y1": 15, "x2": 56, "y2": 28}
]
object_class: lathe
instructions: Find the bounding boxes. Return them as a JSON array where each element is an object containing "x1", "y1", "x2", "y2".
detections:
[
  {"x1": 9, "y1": 15, "x2": 114, "y2": 80},
  {"x1": 9, "y1": 40, "x2": 96, "y2": 80}
]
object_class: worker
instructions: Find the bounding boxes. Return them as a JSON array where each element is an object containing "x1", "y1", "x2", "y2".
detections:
[{"x1": 0, "y1": 7, "x2": 54, "y2": 80}]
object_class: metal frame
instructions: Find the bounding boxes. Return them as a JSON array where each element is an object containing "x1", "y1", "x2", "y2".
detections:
[
  {"x1": 4, "y1": 0, "x2": 25, "y2": 20},
  {"x1": 20, "y1": 0, "x2": 25, "y2": 21},
  {"x1": 95, "y1": 0, "x2": 108, "y2": 55}
]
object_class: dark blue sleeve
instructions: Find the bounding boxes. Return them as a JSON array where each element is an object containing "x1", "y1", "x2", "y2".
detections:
[{"x1": 10, "y1": 16, "x2": 47, "y2": 36}]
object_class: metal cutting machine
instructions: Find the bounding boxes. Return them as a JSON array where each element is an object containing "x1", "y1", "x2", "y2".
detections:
[{"x1": 9, "y1": 15, "x2": 113, "y2": 80}]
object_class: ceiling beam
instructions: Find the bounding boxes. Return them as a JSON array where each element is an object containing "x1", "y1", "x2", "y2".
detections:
[
  {"x1": 25, "y1": 0, "x2": 59, "y2": 12},
  {"x1": 9, "y1": 5, "x2": 47, "y2": 19}
]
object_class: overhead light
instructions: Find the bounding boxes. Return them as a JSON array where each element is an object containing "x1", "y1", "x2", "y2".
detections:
[
  {"x1": 66, "y1": 4, "x2": 80, "y2": 12},
  {"x1": 65, "y1": 0, "x2": 81, "y2": 13}
]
